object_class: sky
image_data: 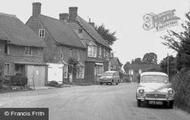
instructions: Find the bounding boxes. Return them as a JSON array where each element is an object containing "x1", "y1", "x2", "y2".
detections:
[{"x1": 0, "y1": 0, "x2": 189, "y2": 64}]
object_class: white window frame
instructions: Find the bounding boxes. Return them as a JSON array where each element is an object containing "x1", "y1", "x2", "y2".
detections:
[
  {"x1": 88, "y1": 45, "x2": 97, "y2": 58},
  {"x1": 39, "y1": 29, "x2": 45, "y2": 38}
]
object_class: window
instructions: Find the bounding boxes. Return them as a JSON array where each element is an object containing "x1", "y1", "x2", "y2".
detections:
[
  {"x1": 4, "y1": 44, "x2": 10, "y2": 55},
  {"x1": 95, "y1": 65, "x2": 104, "y2": 76},
  {"x1": 63, "y1": 65, "x2": 68, "y2": 78},
  {"x1": 39, "y1": 29, "x2": 45, "y2": 38},
  {"x1": 103, "y1": 48, "x2": 106, "y2": 58},
  {"x1": 77, "y1": 51, "x2": 80, "y2": 61},
  {"x1": 60, "y1": 50, "x2": 64, "y2": 60},
  {"x1": 76, "y1": 66, "x2": 84, "y2": 79},
  {"x1": 25, "y1": 46, "x2": 32, "y2": 55},
  {"x1": 98, "y1": 47, "x2": 102, "y2": 58},
  {"x1": 88, "y1": 44, "x2": 97, "y2": 58},
  {"x1": 78, "y1": 29, "x2": 83, "y2": 33},
  {"x1": 4, "y1": 63, "x2": 11, "y2": 75},
  {"x1": 69, "y1": 49, "x2": 73, "y2": 57}
]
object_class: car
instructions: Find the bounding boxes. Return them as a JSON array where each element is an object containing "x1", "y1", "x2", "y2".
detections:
[
  {"x1": 99, "y1": 71, "x2": 120, "y2": 85},
  {"x1": 136, "y1": 72, "x2": 174, "y2": 108}
]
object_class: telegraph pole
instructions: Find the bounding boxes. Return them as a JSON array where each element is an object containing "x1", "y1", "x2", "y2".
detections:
[{"x1": 167, "y1": 54, "x2": 170, "y2": 81}]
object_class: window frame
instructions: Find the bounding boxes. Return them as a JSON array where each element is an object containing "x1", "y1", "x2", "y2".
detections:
[
  {"x1": 24, "y1": 46, "x2": 32, "y2": 55},
  {"x1": 39, "y1": 29, "x2": 45, "y2": 38}
]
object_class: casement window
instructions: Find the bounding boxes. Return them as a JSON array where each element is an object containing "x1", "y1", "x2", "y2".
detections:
[
  {"x1": 87, "y1": 42, "x2": 97, "y2": 58},
  {"x1": 4, "y1": 63, "x2": 11, "y2": 75},
  {"x1": 4, "y1": 44, "x2": 10, "y2": 55},
  {"x1": 77, "y1": 51, "x2": 80, "y2": 61},
  {"x1": 94, "y1": 65, "x2": 104, "y2": 76},
  {"x1": 76, "y1": 66, "x2": 84, "y2": 79},
  {"x1": 24, "y1": 46, "x2": 32, "y2": 55},
  {"x1": 39, "y1": 29, "x2": 45, "y2": 38},
  {"x1": 69, "y1": 49, "x2": 73, "y2": 57},
  {"x1": 98, "y1": 47, "x2": 102, "y2": 58}
]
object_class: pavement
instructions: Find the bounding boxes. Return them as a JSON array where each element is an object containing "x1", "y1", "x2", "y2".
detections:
[{"x1": 0, "y1": 83, "x2": 190, "y2": 120}]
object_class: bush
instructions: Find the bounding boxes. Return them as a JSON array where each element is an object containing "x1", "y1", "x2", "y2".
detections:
[
  {"x1": 47, "y1": 81, "x2": 59, "y2": 87},
  {"x1": 0, "y1": 76, "x2": 3, "y2": 89},
  {"x1": 172, "y1": 68, "x2": 190, "y2": 112},
  {"x1": 10, "y1": 73, "x2": 28, "y2": 86}
]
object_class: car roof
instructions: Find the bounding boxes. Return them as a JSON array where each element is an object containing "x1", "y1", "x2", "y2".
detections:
[
  {"x1": 105, "y1": 71, "x2": 118, "y2": 73},
  {"x1": 140, "y1": 72, "x2": 168, "y2": 77}
]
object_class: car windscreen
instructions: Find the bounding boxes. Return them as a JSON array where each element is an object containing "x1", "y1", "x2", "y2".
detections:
[
  {"x1": 102, "y1": 72, "x2": 114, "y2": 76},
  {"x1": 140, "y1": 75, "x2": 168, "y2": 83}
]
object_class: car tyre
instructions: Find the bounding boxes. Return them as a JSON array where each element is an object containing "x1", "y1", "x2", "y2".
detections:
[
  {"x1": 168, "y1": 101, "x2": 174, "y2": 109},
  {"x1": 137, "y1": 100, "x2": 141, "y2": 107}
]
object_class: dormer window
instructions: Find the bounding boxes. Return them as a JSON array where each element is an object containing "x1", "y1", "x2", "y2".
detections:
[
  {"x1": 78, "y1": 29, "x2": 83, "y2": 33},
  {"x1": 39, "y1": 29, "x2": 45, "y2": 38}
]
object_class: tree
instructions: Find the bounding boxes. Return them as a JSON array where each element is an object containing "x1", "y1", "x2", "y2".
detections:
[
  {"x1": 162, "y1": 12, "x2": 190, "y2": 71},
  {"x1": 160, "y1": 55, "x2": 177, "y2": 76},
  {"x1": 67, "y1": 57, "x2": 79, "y2": 82},
  {"x1": 123, "y1": 61, "x2": 130, "y2": 73},
  {"x1": 133, "y1": 58, "x2": 142, "y2": 64},
  {"x1": 142, "y1": 52, "x2": 157, "y2": 64},
  {"x1": 95, "y1": 24, "x2": 117, "y2": 45}
]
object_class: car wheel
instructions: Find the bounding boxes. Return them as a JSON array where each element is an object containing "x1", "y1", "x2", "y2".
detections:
[
  {"x1": 116, "y1": 82, "x2": 118, "y2": 85},
  {"x1": 168, "y1": 101, "x2": 174, "y2": 109},
  {"x1": 100, "y1": 82, "x2": 102, "y2": 85},
  {"x1": 137, "y1": 100, "x2": 141, "y2": 107}
]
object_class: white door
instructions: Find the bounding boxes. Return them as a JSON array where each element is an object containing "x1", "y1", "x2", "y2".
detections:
[{"x1": 47, "y1": 63, "x2": 63, "y2": 84}]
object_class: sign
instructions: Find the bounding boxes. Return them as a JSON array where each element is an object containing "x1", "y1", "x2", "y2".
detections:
[{"x1": 143, "y1": 9, "x2": 180, "y2": 31}]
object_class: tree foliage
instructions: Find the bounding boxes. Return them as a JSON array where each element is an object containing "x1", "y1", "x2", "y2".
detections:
[
  {"x1": 95, "y1": 24, "x2": 117, "y2": 45},
  {"x1": 67, "y1": 57, "x2": 79, "y2": 75},
  {"x1": 142, "y1": 52, "x2": 157, "y2": 64},
  {"x1": 160, "y1": 55, "x2": 177, "y2": 76},
  {"x1": 162, "y1": 12, "x2": 190, "y2": 71}
]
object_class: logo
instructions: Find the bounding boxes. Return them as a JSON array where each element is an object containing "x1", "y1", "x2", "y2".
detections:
[{"x1": 143, "y1": 9, "x2": 180, "y2": 31}]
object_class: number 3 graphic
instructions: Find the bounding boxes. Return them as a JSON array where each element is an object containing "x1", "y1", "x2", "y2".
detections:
[{"x1": 143, "y1": 14, "x2": 155, "y2": 31}]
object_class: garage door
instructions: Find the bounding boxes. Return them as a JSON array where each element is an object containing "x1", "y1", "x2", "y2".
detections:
[{"x1": 26, "y1": 65, "x2": 46, "y2": 88}]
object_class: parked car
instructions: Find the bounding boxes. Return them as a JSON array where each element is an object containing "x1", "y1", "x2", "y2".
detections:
[
  {"x1": 99, "y1": 71, "x2": 120, "y2": 85},
  {"x1": 136, "y1": 72, "x2": 174, "y2": 108}
]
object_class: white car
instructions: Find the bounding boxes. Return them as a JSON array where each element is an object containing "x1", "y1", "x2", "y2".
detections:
[
  {"x1": 136, "y1": 72, "x2": 174, "y2": 108},
  {"x1": 99, "y1": 71, "x2": 120, "y2": 85}
]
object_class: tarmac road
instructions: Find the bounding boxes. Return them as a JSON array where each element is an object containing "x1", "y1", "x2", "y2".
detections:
[{"x1": 0, "y1": 83, "x2": 190, "y2": 120}]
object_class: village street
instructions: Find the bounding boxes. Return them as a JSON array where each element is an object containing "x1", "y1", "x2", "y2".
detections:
[{"x1": 0, "y1": 83, "x2": 190, "y2": 120}]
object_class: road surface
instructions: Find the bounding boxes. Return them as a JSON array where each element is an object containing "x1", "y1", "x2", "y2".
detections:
[{"x1": 0, "y1": 83, "x2": 190, "y2": 120}]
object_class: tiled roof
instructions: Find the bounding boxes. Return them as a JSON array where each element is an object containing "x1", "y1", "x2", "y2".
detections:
[
  {"x1": 37, "y1": 15, "x2": 85, "y2": 49},
  {"x1": 76, "y1": 16, "x2": 111, "y2": 49},
  {"x1": 0, "y1": 14, "x2": 45, "y2": 47},
  {"x1": 110, "y1": 57, "x2": 123, "y2": 66}
]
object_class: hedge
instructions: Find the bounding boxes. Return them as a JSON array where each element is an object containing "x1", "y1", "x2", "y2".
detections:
[{"x1": 172, "y1": 68, "x2": 190, "y2": 112}]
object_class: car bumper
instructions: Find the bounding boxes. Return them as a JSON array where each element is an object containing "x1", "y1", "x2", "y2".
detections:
[{"x1": 136, "y1": 94, "x2": 174, "y2": 101}]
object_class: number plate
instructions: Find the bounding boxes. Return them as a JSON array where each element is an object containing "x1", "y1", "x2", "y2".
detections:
[{"x1": 149, "y1": 101, "x2": 163, "y2": 105}]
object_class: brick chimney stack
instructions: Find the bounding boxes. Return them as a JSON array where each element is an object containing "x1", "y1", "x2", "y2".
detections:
[
  {"x1": 59, "y1": 13, "x2": 69, "y2": 22},
  {"x1": 69, "y1": 7, "x2": 78, "y2": 22},
  {"x1": 32, "y1": 2, "x2": 41, "y2": 16}
]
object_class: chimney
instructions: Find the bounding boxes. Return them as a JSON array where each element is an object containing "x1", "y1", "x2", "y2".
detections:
[
  {"x1": 59, "y1": 13, "x2": 69, "y2": 22},
  {"x1": 89, "y1": 18, "x2": 95, "y2": 27},
  {"x1": 69, "y1": 7, "x2": 78, "y2": 22},
  {"x1": 32, "y1": 2, "x2": 41, "y2": 16}
]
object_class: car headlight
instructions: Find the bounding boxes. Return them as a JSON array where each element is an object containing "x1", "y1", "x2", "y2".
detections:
[
  {"x1": 168, "y1": 89, "x2": 174, "y2": 96},
  {"x1": 138, "y1": 89, "x2": 145, "y2": 94}
]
